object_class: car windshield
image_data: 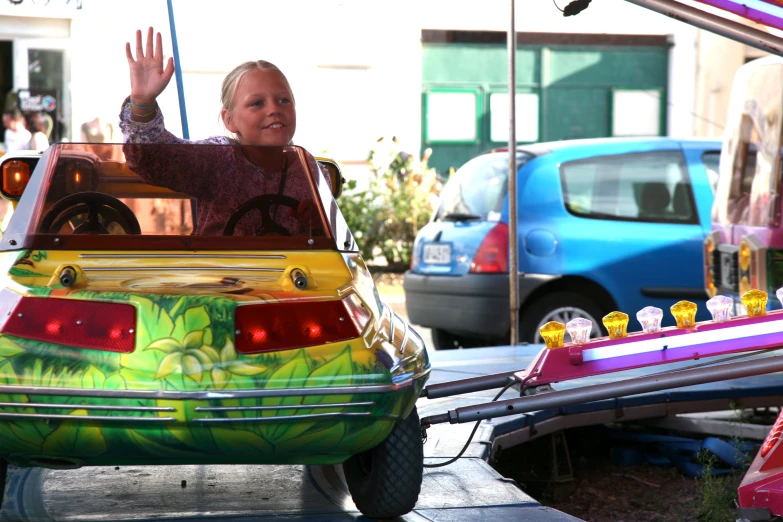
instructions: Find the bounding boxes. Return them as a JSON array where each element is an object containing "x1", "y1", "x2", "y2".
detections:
[
  {"x1": 434, "y1": 152, "x2": 527, "y2": 221},
  {"x1": 1, "y1": 143, "x2": 356, "y2": 251}
]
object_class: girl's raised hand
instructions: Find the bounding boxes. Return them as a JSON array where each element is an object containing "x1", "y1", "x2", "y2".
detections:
[{"x1": 125, "y1": 27, "x2": 175, "y2": 106}]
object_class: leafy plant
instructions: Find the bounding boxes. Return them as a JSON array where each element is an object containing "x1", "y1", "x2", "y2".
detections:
[
  {"x1": 697, "y1": 409, "x2": 754, "y2": 522},
  {"x1": 340, "y1": 137, "x2": 442, "y2": 271}
]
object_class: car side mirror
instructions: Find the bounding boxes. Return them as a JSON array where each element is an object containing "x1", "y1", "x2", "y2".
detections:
[
  {"x1": 0, "y1": 153, "x2": 40, "y2": 200},
  {"x1": 316, "y1": 158, "x2": 345, "y2": 199}
]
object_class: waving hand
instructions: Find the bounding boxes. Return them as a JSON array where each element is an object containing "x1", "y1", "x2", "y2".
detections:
[{"x1": 125, "y1": 27, "x2": 175, "y2": 107}]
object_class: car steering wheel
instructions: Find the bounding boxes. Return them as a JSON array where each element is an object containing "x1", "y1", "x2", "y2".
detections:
[
  {"x1": 40, "y1": 192, "x2": 141, "y2": 235},
  {"x1": 223, "y1": 194, "x2": 299, "y2": 236}
]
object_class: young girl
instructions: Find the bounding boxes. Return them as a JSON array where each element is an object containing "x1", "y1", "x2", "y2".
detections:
[
  {"x1": 120, "y1": 27, "x2": 328, "y2": 236},
  {"x1": 26, "y1": 111, "x2": 49, "y2": 152}
]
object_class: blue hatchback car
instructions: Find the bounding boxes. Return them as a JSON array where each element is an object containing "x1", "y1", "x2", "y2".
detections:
[{"x1": 404, "y1": 137, "x2": 722, "y2": 348}]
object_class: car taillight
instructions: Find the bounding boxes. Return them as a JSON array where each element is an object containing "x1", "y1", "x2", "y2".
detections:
[
  {"x1": 235, "y1": 297, "x2": 363, "y2": 354},
  {"x1": 469, "y1": 222, "x2": 509, "y2": 273},
  {"x1": 0, "y1": 296, "x2": 136, "y2": 353},
  {"x1": 704, "y1": 232, "x2": 717, "y2": 298},
  {"x1": 739, "y1": 235, "x2": 768, "y2": 297},
  {"x1": 761, "y1": 412, "x2": 783, "y2": 458}
]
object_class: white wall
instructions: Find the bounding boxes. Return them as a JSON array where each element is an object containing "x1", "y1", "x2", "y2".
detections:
[{"x1": 64, "y1": 0, "x2": 703, "y2": 159}]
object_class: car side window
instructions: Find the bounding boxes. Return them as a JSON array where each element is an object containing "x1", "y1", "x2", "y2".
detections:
[{"x1": 561, "y1": 150, "x2": 699, "y2": 224}]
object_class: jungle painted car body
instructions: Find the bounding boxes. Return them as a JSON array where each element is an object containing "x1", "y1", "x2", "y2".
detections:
[{"x1": 0, "y1": 143, "x2": 429, "y2": 517}]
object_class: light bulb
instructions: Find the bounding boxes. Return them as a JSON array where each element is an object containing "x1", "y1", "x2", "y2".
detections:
[
  {"x1": 636, "y1": 306, "x2": 663, "y2": 333},
  {"x1": 566, "y1": 317, "x2": 592, "y2": 344}
]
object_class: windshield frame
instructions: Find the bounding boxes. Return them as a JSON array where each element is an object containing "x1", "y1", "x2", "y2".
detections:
[{"x1": 0, "y1": 144, "x2": 351, "y2": 252}]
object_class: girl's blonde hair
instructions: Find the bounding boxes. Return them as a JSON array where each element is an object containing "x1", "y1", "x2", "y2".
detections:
[{"x1": 220, "y1": 60, "x2": 295, "y2": 113}]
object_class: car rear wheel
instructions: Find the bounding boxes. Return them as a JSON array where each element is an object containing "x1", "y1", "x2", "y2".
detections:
[
  {"x1": 520, "y1": 292, "x2": 606, "y2": 344},
  {"x1": 343, "y1": 407, "x2": 423, "y2": 518},
  {"x1": 432, "y1": 329, "x2": 497, "y2": 350},
  {"x1": 0, "y1": 457, "x2": 7, "y2": 507}
]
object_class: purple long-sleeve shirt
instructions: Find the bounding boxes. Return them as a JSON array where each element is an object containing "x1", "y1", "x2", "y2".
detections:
[{"x1": 119, "y1": 99, "x2": 331, "y2": 236}]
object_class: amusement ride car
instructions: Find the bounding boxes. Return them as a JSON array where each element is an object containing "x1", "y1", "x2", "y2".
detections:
[{"x1": 0, "y1": 143, "x2": 430, "y2": 519}]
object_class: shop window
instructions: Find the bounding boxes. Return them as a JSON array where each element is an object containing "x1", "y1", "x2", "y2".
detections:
[
  {"x1": 611, "y1": 89, "x2": 662, "y2": 137},
  {"x1": 489, "y1": 92, "x2": 539, "y2": 143},
  {"x1": 424, "y1": 89, "x2": 479, "y2": 144}
]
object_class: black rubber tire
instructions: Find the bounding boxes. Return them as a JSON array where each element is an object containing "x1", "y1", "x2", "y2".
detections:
[
  {"x1": 0, "y1": 457, "x2": 7, "y2": 508},
  {"x1": 431, "y1": 328, "x2": 459, "y2": 349},
  {"x1": 343, "y1": 407, "x2": 423, "y2": 519},
  {"x1": 519, "y1": 291, "x2": 607, "y2": 344}
]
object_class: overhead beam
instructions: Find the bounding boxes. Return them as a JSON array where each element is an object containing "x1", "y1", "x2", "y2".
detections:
[{"x1": 625, "y1": 0, "x2": 783, "y2": 56}]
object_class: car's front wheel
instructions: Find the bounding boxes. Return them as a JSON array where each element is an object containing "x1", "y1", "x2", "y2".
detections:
[
  {"x1": 343, "y1": 407, "x2": 423, "y2": 518},
  {"x1": 519, "y1": 292, "x2": 606, "y2": 344}
]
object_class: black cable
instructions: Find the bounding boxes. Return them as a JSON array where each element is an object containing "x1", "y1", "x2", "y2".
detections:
[
  {"x1": 423, "y1": 377, "x2": 518, "y2": 468},
  {"x1": 552, "y1": 0, "x2": 564, "y2": 12}
]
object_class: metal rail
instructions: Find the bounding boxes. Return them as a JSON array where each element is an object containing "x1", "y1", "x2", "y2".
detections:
[
  {"x1": 421, "y1": 355, "x2": 783, "y2": 425},
  {"x1": 422, "y1": 371, "x2": 519, "y2": 399},
  {"x1": 625, "y1": 0, "x2": 783, "y2": 56}
]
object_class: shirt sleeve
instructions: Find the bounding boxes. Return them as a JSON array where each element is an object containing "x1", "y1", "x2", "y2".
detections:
[{"x1": 118, "y1": 96, "x2": 226, "y2": 146}]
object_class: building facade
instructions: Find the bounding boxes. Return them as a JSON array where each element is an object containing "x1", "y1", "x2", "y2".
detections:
[{"x1": 0, "y1": 0, "x2": 758, "y2": 173}]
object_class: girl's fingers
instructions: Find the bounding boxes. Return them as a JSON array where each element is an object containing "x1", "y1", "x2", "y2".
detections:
[
  {"x1": 155, "y1": 31, "x2": 164, "y2": 62},
  {"x1": 125, "y1": 42, "x2": 135, "y2": 64},
  {"x1": 145, "y1": 27, "x2": 154, "y2": 60},
  {"x1": 164, "y1": 57, "x2": 175, "y2": 80},
  {"x1": 135, "y1": 29, "x2": 143, "y2": 59}
]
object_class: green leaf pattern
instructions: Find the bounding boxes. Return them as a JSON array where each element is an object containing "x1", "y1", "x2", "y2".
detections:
[{"x1": 0, "y1": 289, "x2": 420, "y2": 465}]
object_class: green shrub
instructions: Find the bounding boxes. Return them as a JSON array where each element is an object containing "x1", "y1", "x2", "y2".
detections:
[{"x1": 340, "y1": 137, "x2": 442, "y2": 271}]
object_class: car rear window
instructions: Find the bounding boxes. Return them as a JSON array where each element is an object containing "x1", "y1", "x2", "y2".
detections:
[
  {"x1": 561, "y1": 150, "x2": 699, "y2": 224},
  {"x1": 434, "y1": 153, "x2": 527, "y2": 221},
  {"x1": 702, "y1": 151, "x2": 720, "y2": 195}
]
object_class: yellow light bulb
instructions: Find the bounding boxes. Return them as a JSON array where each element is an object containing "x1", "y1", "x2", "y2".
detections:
[
  {"x1": 671, "y1": 300, "x2": 698, "y2": 328},
  {"x1": 602, "y1": 311, "x2": 629, "y2": 339},
  {"x1": 540, "y1": 321, "x2": 566, "y2": 349},
  {"x1": 741, "y1": 289, "x2": 768, "y2": 317},
  {"x1": 739, "y1": 241, "x2": 751, "y2": 272},
  {"x1": 739, "y1": 275, "x2": 752, "y2": 296}
]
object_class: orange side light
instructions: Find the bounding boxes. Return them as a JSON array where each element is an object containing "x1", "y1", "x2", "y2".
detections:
[
  {"x1": 2, "y1": 160, "x2": 30, "y2": 197},
  {"x1": 65, "y1": 166, "x2": 84, "y2": 193}
]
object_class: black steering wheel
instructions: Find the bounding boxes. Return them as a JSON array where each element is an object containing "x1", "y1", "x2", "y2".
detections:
[
  {"x1": 223, "y1": 194, "x2": 299, "y2": 236},
  {"x1": 40, "y1": 192, "x2": 141, "y2": 235}
]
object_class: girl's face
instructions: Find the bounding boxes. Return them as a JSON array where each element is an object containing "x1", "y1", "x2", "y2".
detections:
[{"x1": 223, "y1": 68, "x2": 296, "y2": 146}]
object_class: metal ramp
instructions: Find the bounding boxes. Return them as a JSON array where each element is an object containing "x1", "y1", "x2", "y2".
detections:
[
  {"x1": 0, "y1": 346, "x2": 581, "y2": 522},
  {"x1": 5, "y1": 343, "x2": 781, "y2": 521}
]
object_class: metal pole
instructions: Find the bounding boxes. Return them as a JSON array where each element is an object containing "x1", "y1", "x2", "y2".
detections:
[
  {"x1": 166, "y1": 0, "x2": 190, "y2": 139},
  {"x1": 508, "y1": 0, "x2": 519, "y2": 346},
  {"x1": 421, "y1": 355, "x2": 783, "y2": 425},
  {"x1": 422, "y1": 371, "x2": 518, "y2": 399},
  {"x1": 625, "y1": 0, "x2": 783, "y2": 57}
]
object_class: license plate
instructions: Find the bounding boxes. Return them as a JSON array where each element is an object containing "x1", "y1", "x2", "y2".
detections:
[{"x1": 423, "y1": 243, "x2": 452, "y2": 265}]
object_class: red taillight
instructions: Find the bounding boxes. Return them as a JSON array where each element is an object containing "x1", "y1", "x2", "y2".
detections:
[
  {"x1": 761, "y1": 413, "x2": 783, "y2": 458},
  {"x1": 235, "y1": 297, "x2": 363, "y2": 354},
  {"x1": 1, "y1": 297, "x2": 136, "y2": 353},
  {"x1": 470, "y1": 222, "x2": 509, "y2": 273}
]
